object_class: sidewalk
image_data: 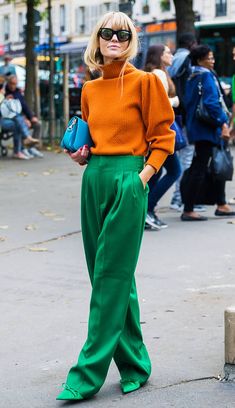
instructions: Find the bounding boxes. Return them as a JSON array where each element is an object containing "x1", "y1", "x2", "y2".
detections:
[{"x1": 1, "y1": 151, "x2": 235, "y2": 408}]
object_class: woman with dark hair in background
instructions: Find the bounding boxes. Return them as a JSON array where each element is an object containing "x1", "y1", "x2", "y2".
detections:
[
  {"x1": 181, "y1": 44, "x2": 235, "y2": 221},
  {"x1": 144, "y1": 44, "x2": 181, "y2": 230}
]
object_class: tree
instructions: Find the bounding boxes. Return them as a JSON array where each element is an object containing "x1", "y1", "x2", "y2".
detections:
[
  {"x1": 25, "y1": 0, "x2": 41, "y2": 114},
  {"x1": 9, "y1": 0, "x2": 41, "y2": 114},
  {"x1": 9, "y1": 0, "x2": 56, "y2": 143},
  {"x1": 173, "y1": 0, "x2": 195, "y2": 45}
]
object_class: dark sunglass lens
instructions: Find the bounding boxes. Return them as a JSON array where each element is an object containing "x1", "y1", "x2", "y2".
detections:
[
  {"x1": 117, "y1": 30, "x2": 131, "y2": 42},
  {"x1": 100, "y1": 28, "x2": 113, "y2": 40}
]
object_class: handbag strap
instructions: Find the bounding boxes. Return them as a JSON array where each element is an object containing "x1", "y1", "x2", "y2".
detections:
[{"x1": 197, "y1": 74, "x2": 203, "y2": 96}]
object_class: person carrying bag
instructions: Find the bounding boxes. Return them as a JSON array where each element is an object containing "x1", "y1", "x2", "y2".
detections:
[{"x1": 180, "y1": 44, "x2": 235, "y2": 221}]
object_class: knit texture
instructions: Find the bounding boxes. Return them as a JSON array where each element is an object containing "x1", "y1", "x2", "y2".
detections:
[{"x1": 81, "y1": 61, "x2": 175, "y2": 171}]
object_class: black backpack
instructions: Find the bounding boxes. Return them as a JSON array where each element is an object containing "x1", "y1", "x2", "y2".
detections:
[{"x1": 171, "y1": 55, "x2": 192, "y2": 121}]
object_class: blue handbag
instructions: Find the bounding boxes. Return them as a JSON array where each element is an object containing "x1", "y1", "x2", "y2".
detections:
[
  {"x1": 60, "y1": 116, "x2": 93, "y2": 152},
  {"x1": 171, "y1": 115, "x2": 187, "y2": 151}
]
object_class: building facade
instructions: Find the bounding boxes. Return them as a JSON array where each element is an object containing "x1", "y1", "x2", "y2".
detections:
[
  {"x1": 0, "y1": 0, "x2": 119, "y2": 55},
  {"x1": 0, "y1": 0, "x2": 234, "y2": 76},
  {"x1": 0, "y1": 0, "x2": 234, "y2": 52}
]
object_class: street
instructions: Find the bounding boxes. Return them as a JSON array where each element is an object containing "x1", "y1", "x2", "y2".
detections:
[{"x1": 1, "y1": 151, "x2": 235, "y2": 408}]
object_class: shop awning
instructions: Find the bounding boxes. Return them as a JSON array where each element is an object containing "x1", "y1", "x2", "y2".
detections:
[
  {"x1": 59, "y1": 41, "x2": 88, "y2": 54},
  {"x1": 195, "y1": 19, "x2": 235, "y2": 29}
]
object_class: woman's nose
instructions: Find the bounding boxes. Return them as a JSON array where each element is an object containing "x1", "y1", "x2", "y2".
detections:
[{"x1": 111, "y1": 34, "x2": 118, "y2": 41}]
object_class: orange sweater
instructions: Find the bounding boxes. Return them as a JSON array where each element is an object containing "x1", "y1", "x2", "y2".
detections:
[{"x1": 81, "y1": 61, "x2": 175, "y2": 171}]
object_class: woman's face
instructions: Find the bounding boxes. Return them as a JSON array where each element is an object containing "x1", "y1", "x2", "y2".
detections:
[
  {"x1": 161, "y1": 46, "x2": 173, "y2": 67},
  {"x1": 99, "y1": 19, "x2": 130, "y2": 64},
  {"x1": 198, "y1": 51, "x2": 215, "y2": 70}
]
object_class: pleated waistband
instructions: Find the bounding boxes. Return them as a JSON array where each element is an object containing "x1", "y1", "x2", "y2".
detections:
[{"x1": 88, "y1": 155, "x2": 144, "y2": 172}]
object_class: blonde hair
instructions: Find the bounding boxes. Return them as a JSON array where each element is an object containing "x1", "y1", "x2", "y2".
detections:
[{"x1": 84, "y1": 12, "x2": 138, "y2": 72}]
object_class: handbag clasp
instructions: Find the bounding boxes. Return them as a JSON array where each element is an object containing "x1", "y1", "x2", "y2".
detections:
[{"x1": 68, "y1": 117, "x2": 77, "y2": 130}]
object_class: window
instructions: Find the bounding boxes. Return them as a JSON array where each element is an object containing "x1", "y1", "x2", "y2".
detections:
[
  {"x1": 160, "y1": 0, "x2": 170, "y2": 12},
  {"x1": 215, "y1": 0, "x2": 227, "y2": 16},
  {"x1": 142, "y1": 0, "x2": 149, "y2": 14},
  {"x1": 3, "y1": 15, "x2": 10, "y2": 41},
  {"x1": 102, "y1": 2, "x2": 118, "y2": 14},
  {"x1": 76, "y1": 6, "x2": 85, "y2": 34},
  {"x1": 103, "y1": 2, "x2": 111, "y2": 12},
  {"x1": 45, "y1": 17, "x2": 49, "y2": 35},
  {"x1": 60, "y1": 4, "x2": 66, "y2": 33},
  {"x1": 88, "y1": 5, "x2": 100, "y2": 33},
  {"x1": 18, "y1": 12, "x2": 24, "y2": 40}
]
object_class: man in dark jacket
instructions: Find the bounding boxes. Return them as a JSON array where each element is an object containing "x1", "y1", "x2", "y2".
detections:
[
  {"x1": 168, "y1": 33, "x2": 199, "y2": 212},
  {"x1": 5, "y1": 75, "x2": 41, "y2": 140}
]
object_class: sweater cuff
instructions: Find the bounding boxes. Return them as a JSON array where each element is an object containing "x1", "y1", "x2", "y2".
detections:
[{"x1": 146, "y1": 149, "x2": 169, "y2": 172}]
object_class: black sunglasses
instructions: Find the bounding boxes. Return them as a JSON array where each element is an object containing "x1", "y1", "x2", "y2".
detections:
[{"x1": 98, "y1": 28, "x2": 132, "y2": 42}]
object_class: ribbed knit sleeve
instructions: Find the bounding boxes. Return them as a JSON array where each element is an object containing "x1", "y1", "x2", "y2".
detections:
[
  {"x1": 141, "y1": 72, "x2": 175, "y2": 172},
  {"x1": 81, "y1": 82, "x2": 89, "y2": 122}
]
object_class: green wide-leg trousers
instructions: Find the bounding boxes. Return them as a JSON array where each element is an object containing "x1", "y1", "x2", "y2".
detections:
[{"x1": 64, "y1": 155, "x2": 151, "y2": 398}]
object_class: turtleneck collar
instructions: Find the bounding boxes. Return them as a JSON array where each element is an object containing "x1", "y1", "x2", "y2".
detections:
[{"x1": 101, "y1": 60, "x2": 136, "y2": 79}]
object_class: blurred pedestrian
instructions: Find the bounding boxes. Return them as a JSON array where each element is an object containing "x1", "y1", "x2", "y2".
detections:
[
  {"x1": 181, "y1": 44, "x2": 235, "y2": 221},
  {"x1": 0, "y1": 54, "x2": 16, "y2": 77},
  {"x1": 56, "y1": 11, "x2": 175, "y2": 401},
  {"x1": 5, "y1": 75, "x2": 43, "y2": 158},
  {"x1": 228, "y1": 46, "x2": 235, "y2": 205},
  {"x1": 144, "y1": 44, "x2": 181, "y2": 229},
  {"x1": 0, "y1": 80, "x2": 39, "y2": 159},
  {"x1": 229, "y1": 46, "x2": 235, "y2": 137},
  {"x1": 169, "y1": 33, "x2": 197, "y2": 211}
]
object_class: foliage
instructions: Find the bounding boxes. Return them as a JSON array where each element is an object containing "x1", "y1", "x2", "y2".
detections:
[{"x1": 160, "y1": 0, "x2": 170, "y2": 12}]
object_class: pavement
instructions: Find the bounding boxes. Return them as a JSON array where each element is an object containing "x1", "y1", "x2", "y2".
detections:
[{"x1": 1, "y1": 150, "x2": 235, "y2": 408}]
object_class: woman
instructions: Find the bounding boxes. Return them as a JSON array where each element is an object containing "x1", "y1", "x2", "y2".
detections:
[
  {"x1": 181, "y1": 44, "x2": 235, "y2": 221},
  {"x1": 57, "y1": 12, "x2": 175, "y2": 401},
  {"x1": 144, "y1": 45, "x2": 181, "y2": 229}
]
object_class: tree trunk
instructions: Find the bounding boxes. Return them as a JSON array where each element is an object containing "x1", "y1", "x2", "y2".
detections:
[
  {"x1": 48, "y1": 0, "x2": 55, "y2": 146},
  {"x1": 25, "y1": 0, "x2": 36, "y2": 111},
  {"x1": 34, "y1": 57, "x2": 41, "y2": 120},
  {"x1": 173, "y1": 0, "x2": 195, "y2": 45}
]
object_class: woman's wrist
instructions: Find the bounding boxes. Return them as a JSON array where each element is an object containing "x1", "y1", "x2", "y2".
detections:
[{"x1": 139, "y1": 164, "x2": 155, "y2": 185}]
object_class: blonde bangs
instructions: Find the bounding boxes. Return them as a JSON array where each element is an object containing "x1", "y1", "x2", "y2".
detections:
[
  {"x1": 101, "y1": 12, "x2": 130, "y2": 31},
  {"x1": 84, "y1": 12, "x2": 138, "y2": 72}
]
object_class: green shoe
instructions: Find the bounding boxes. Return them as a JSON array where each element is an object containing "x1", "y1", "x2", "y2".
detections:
[
  {"x1": 56, "y1": 383, "x2": 84, "y2": 401},
  {"x1": 120, "y1": 380, "x2": 142, "y2": 394}
]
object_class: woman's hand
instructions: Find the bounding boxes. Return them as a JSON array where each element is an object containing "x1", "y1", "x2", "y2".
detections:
[
  {"x1": 139, "y1": 164, "x2": 155, "y2": 188},
  {"x1": 221, "y1": 123, "x2": 230, "y2": 141},
  {"x1": 64, "y1": 145, "x2": 90, "y2": 166}
]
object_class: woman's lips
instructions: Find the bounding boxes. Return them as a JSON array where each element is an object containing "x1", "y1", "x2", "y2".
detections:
[{"x1": 108, "y1": 45, "x2": 120, "y2": 49}]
